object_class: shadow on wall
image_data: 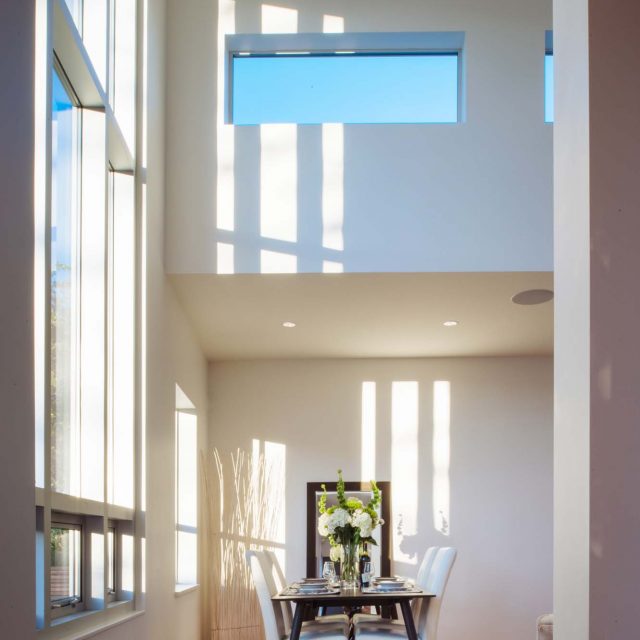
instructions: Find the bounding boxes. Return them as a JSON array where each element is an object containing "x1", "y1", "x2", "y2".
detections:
[
  {"x1": 202, "y1": 445, "x2": 286, "y2": 640},
  {"x1": 216, "y1": 2, "x2": 348, "y2": 275}
]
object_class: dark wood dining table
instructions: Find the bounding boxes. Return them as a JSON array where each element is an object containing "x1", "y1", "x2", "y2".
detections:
[{"x1": 272, "y1": 585, "x2": 434, "y2": 640}]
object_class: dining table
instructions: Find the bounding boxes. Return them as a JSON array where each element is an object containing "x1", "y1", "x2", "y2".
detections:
[{"x1": 272, "y1": 583, "x2": 434, "y2": 640}]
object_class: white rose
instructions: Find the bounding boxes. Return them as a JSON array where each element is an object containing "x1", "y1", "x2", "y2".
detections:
[{"x1": 318, "y1": 512, "x2": 330, "y2": 537}]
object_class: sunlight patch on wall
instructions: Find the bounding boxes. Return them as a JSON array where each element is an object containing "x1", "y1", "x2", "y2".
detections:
[
  {"x1": 260, "y1": 124, "x2": 298, "y2": 242},
  {"x1": 217, "y1": 241, "x2": 235, "y2": 274},
  {"x1": 361, "y1": 382, "x2": 376, "y2": 482},
  {"x1": 264, "y1": 441, "x2": 286, "y2": 546},
  {"x1": 322, "y1": 123, "x2": 344, "y2": 251},
  {"x1": 261, "y1": 249, "x2": 297, "y2": 273},
  {"x1": 141, "y1": 0, "x2": 148, "y2": 168},
  {"x1": 391, "y1": 381, "x2": 419, "y2": 565},
  {"x1": 121, "y1": 534, "x2": 134, "y2": 594},
  {"x1": 251, "y1": 439, "x2": 287, "y2": 565},
  {"x1": 323, "y1": 14, "x2": 344, "y2": 33},
  {"x1": 140, "y1": 183, "x2": 147, "y2": 512},
  {"x1": 323, "y1": 260, "x2": 343, "y2": 273},
  {"x1": 217, "y1": 0, "x2": 235, "y2": 231},
  {"x1": 91, "y1": 532, "x2": 104, "y2": 601},
  {"x1": 262, "y1": 4, "x2": 298, "y2": 33},
  {"x1": 433, "y1": 380, "x2": 451, "y2": 536}
]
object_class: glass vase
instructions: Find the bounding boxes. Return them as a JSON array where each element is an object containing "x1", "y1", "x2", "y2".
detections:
[{"x1": 340, "y1": 539, "x2": 360, "y2": 589}]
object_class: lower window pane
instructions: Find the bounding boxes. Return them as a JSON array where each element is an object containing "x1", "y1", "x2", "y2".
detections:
[{"x1": 50, "y1": 526, "x2": 81, "y2": 608}]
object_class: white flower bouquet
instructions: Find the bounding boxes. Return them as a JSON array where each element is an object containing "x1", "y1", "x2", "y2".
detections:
[{"x1": 317, "y1": 469, "x2": 384, "y2": 587}]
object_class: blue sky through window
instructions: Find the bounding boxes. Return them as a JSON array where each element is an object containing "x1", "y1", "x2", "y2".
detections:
[
  {"x1": 544, "y1": 53, "x2": 554, "y2": 123},
  {"x1": 232, "y1": 53, "x2": 459, "y2": 125}
]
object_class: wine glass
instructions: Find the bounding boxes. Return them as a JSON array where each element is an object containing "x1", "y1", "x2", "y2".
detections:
[{"x1": 322, "y1": 561, "x2": 337, "y2": 585}]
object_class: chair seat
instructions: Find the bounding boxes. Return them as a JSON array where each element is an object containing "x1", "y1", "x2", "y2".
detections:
[
  {"x1": 352, "y1": 612, "x2": 385, "y2": 625},
  {"x1": 310, "y1": 614, "x2": 350, "y2": 625},
  {"x1": 292, "y1": 626, "x2": 350, "y2": 640},
  {"x1": 355, "y1": 625, "x2": 413, "y2": 640},
  {"x1": 354, "y1": 618, "x2": 405, "y2": 629},
  {"x1": 303, "y1": 614, "x2": 350, "y2": 636}
]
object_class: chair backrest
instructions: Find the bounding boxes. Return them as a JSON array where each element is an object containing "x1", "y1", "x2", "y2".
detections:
[
  {"x1": 265, "y1": 549, "x2": 294, "y2": 633},
  {"x1": 411, "y1": 547, "x2": 439, "y2": 618},
  {"x1": 246, "y1": 550, "x2": 286, "y2": 640},
  {"x1": 416, "y1": 547, "x2": 457, "y2": 640}
]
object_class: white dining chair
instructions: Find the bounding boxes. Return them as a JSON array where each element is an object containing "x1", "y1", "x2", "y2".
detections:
[
  {"x1": 352, "y1": 546, "x2": 439, "y2": 628},
  {"x1": 246, "y1": 550, "x2": 349, "y2": 640},
  {"x1": 264, "y1": 549, "x2": 350, "y2": 633},
  {"x1": 354, "y1": 547, "x2": 457, "y2": 640}
]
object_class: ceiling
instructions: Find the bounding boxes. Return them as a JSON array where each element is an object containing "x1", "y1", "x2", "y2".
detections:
[{"x1": 169, "y1": 272, "x2": 553, "y2": 360}]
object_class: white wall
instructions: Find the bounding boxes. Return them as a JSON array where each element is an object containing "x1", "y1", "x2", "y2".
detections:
[
  {"x1": 554, "y1": 0, "x2": 640, "y2": 638},
  {"x1": 552, "y1": 0, "x2": 590, "y2": 637},
  {"x1": 165, "y1": 0, "x2": 553, "y2": 275},
  {"x1": 208, "y1": 356, "x2": 553, "y2": 640},
  {"x1": 0, "y1": 1, "x2": 36, "y2": 637}
]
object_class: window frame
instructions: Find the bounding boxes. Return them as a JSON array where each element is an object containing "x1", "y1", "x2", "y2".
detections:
[
  {"x1": 225, "y1": 31, "x2": 466, "y2": 125},
  {"x1": 35, "y1": 0, "x2": 142, "y2": 635}
]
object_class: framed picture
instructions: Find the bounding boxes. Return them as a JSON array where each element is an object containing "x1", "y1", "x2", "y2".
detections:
[{"x1": 306, "y1": 481, "x2": 391, "y2": 578}]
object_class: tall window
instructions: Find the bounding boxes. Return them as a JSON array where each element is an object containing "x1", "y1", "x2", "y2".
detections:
[
  {"x1": 175, "y1": 387, "x2": 198, "y2": 591},
  {"x1": 35, "y1": 0, "x2": 138, "y2": 635}
]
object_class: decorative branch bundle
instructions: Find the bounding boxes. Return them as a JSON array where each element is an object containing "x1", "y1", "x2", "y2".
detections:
[{"x1": 202, "y1": 448, "x2": 285, "y2": 640}]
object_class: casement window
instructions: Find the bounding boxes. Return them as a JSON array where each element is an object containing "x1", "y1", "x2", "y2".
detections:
[
  {"x1": 35, "y1": 0, "x2": 139, "y2": 635},
  {"x1": 227, "y1": 32, "x2": 464, "y2": 125},
  {"x1": 175, "y1": 387, "x2": 199, "y2": 592},
  {"x1": 49, "y1": 520, "x2": 83, "y2": 618}
]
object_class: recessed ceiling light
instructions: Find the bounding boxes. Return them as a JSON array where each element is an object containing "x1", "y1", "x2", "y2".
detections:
[
  {"x1": 511, "y1": 289, "x2": 554, "y2": 305},
  {"x1": 282, "y1": 321, "x2": 296, "y2": 328},
  {"x1": 443, "y1": 320, "x2": 459, "y2": 327}
]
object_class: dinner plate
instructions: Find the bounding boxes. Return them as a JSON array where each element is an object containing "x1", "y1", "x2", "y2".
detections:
[
  {"x1": 373, "y1": 576, "x2": 404, "y2": 583},
  {"x1": 365, "y1": 585, "x2": 415, "y2": 593},
  {"x1": 293, "y1": 586, "x2": 339, "y2": 595},
  {"x1": 299, "y1": 578, "x2": 328, "y2": 584},
  {"x1": 298, "y1": 583, "x2": 330, "y2": 592},
  {"x1": 375, "y1": 582, "x2": 408, "y2": 591}
]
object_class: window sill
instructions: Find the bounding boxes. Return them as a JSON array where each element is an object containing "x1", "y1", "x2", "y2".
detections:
[
  {"x1": 174, "y1": 583, "x2": 199, "y2": 597},
  {"x1": 39, "y1": 606, "x2": 143, "y2": 640}
]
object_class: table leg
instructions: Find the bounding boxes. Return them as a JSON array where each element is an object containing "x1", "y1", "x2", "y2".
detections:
[
  {"x1": 290, "y1": 602, "x2": 307, "y2": 640},
  {"x1": 399, "y1": 600, "x2": 419, "y2": 640}
]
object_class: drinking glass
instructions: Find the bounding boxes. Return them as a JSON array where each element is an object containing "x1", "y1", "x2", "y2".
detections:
[{"x1": 322, "y1": 561, "x2": 337, "y2": 585}]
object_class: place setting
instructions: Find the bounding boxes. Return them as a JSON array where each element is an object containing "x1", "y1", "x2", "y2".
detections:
[
  {"x1": 362, "y1": 576, "x2": 422, "y2": 595},
  {"x1": 285, "y1": 575, "x2": 340, "y2": 596}
]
